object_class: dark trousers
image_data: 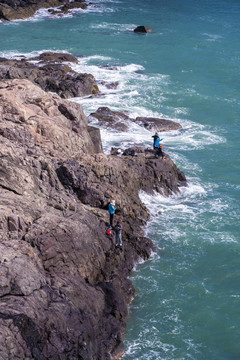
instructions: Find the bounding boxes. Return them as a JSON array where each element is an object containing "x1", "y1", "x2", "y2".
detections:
[
  {"x1": 110, "y1": 213, "x2": 114, "y2": 227},
  {"x1": 155, "y1": 147, "x2": 164, "y2": 159}
]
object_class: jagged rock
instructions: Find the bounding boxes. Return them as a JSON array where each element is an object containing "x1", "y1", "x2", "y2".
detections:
[
  {"x1": 0, "y1": 56, "x2": 99, "y2": 98},
  {"x1": 122, "y1": 146, "x2": 145, "y2": 156},
  {"x1": 0, "y1": 78, "x2": 187, "y2": 359},
  {"x1": 134, "y1": 25, "x2": 152, "y2": 33},
  {"x1": 110, "y1": 147, "x2": 123, "y2": 156},
  {"x1": 89, "y1": 107, "x2": 130, "y2": 132},
  {"x1": 0, "y1": 0, "x2": 87, "y2": 21}
]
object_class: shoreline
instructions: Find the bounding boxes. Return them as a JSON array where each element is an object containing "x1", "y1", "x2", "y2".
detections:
[{"x1": 0, "y1": 0, "x2": 88, "y2": 22}]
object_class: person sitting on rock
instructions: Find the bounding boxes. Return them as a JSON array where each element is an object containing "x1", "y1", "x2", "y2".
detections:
[
  {"x1": 115, "y1": 221, "x2": 123, "y2": 248},
  {"x1": 152, "y1": 132, "x2": 163, "y2": 149},
  {"x1": 108, "y1": 200, "x2": 117, "y2": 227}
]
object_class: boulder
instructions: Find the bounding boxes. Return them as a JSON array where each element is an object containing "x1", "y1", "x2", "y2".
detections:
[
  {"x1": 135, "y1": 116, "x2": 182, "y2": 131},
  {"x1": 89, "y1": 106, "x2": 130, "y2": 132},
  {"x1": 134, "y1": 25, "x2": 152, "y2": 33},
  {"x1": 31, "y1": 51, "x2": 79, "y2": 64}
]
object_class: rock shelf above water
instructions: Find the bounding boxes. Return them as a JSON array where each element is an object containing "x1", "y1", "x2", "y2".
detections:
[{"x1": 89, "y1": 106, "x2": 182, "y2": 132}]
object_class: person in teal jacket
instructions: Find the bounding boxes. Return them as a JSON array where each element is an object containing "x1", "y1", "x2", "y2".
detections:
[{"x1": 108, "y1": 199, "x2": 117, "y2": 227}]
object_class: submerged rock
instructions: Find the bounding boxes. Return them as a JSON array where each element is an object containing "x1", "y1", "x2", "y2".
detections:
[{"x1": 0, "y1": 79, "x2": 187, "y2": 359}]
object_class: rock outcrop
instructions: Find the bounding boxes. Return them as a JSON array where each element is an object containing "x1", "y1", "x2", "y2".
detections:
[
  {"x1": 89, "y1": 106, "x2": 182, "y2": 132},
  {"x1": 134, "y1": 116, "x2": 182, "y2": 131},
  {"x1": 134, "y1": 25, "x2": 152, "y2": 33},
  {"x1": 0, "y1": 55, "x2": 99, "y2": 99},
  {"x1": 89, "y1": 107, "x2": 130, "y2": 132},
  {"x1": 0, "y1": 0, "x2": 87, "y2": 21},
  {"x1": 0, "y1": 79, "x2": 187, "y2": 359}
]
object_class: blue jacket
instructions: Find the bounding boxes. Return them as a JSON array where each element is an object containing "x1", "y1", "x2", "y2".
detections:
[
  {"x1": 154, "y1": 138, "x2": 163, "y2": 147},
  {"x1": 108, "y1": 203, "x2": 116, "y2": 214}
]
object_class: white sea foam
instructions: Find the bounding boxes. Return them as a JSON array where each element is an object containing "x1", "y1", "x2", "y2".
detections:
[
  {"x1": 0, "y1": 0, "x2": 117, "y2": 24},
  {"x1": 0, "y1": 49, "x2": 69, "y2": 60},
  {"x1": 68, "y1": 54, "x2": 226, "y2": 156},
  {"x1": 139, "y1": 181, "x2": 207, "y2": 219},
  {"x1": 90, "y1": 22, "x2": 137, "y2": 33},
  {"x1": 202, "y1": 32, "x2": 223, "y2": 41}
]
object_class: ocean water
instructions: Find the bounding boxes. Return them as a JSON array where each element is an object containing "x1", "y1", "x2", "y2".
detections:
[{"x1": 0, "y1": 0, "x2": 240, "y2": 359}]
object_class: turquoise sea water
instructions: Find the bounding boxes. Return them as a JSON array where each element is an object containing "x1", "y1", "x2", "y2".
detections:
[{"x1": 0, "y1": 0, "x2": 240, "y2": 359}]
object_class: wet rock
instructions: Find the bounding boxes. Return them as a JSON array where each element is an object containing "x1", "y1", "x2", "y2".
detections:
[
  {"x1": 31, "y1": 51, "x2": 79, "y2": 64},
  {"x1": 134, "y1": 25, "x2": 152, "y2": 33},
  {"x1": 61, "y1": 1, "x2": 87, "y2": 13},
  {"x1": 105, "y1": 81, "x2": 119, "y2": 89},
  {"x1": 135, "y1": 116, "x2": 182, "y2": 131},
  {"x1": 89, "y1": 106, "x2": 182, "y2": 133},
  {"x1": 89, "y1": 107, "x2": 130, "y2": 132}
]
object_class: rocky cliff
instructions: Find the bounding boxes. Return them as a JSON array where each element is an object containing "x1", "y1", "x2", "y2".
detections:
[
  {"x1": 0, "y1": 77, "x2": 186, "y2": 359},
  {"x1": 0, "y1": 54, "x2": 99, "y2": 99},
  {"x1": 0, "y1": 0, "x2": 87, "y2": 21}
]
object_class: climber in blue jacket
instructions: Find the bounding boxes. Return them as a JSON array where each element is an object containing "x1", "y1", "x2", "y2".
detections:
[
  {"x1": 154, "y1": 137, "x2": 163, "y2": 148},
  {"x1": 108, "y1": 199, "x2": 117, "y2": 227},
  {"x1": 152, "y1": 132, "x2": 163, "y2": 149}
]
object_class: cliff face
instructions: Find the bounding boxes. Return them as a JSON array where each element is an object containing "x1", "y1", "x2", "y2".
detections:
[{"x1": 0, "y1": 78, "x2": 186, "y2": 359}]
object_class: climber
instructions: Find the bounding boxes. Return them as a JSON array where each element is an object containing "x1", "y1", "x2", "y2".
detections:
[
  {"x1": 108, "y1": 199, "x2": 117, "y2": 227},
  {"x1": 152, "y1": 132, "x2": 159, "y2": 149},
  {"x1": 115, "y1": 221, "x2": 123, "y2": 248},
  {"x1": 152, "y1": 132, "x2": 163, "y2": 150}
]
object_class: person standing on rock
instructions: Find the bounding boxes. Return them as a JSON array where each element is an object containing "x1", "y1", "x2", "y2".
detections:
[
  {"x1": 152, "y1": 132, "x2": 163, "y2": 150},
  {"x1": 115, "y1": 221, "x2": 123, "y2": 248},
  {"x1": 108, "y1": 200, "x2": 117, "y2": 227}
]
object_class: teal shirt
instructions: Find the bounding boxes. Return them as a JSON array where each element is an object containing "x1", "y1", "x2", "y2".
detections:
[{"x1": 108, "y1": 203, "x2": 116, "y2": 214}]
